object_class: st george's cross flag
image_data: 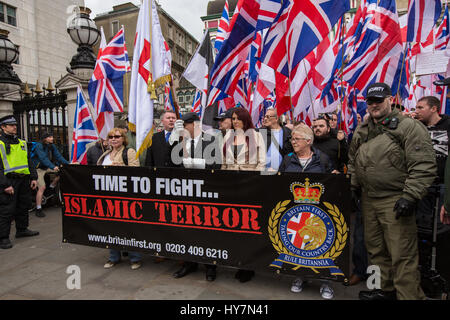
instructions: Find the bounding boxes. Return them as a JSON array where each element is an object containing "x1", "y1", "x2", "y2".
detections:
[{"x1": 128, "y1": 0, "x2": 172, "y2": 157}]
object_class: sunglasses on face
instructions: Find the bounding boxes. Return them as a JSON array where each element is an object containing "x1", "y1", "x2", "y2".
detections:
[
  {"x1": 366, "y1": 97, "x2": 385, "y2": 105},
  {"x1": 108, "y1": 135, "x2": 122, "y2": 139}
]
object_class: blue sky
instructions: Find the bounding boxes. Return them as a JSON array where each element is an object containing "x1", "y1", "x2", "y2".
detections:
[{"x1": 84, "y1": 0, "x2": 209, "y2": 41}]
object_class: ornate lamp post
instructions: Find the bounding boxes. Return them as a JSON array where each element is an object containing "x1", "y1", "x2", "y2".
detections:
[
  {"x1": 0, "y1": 29, "x2": 20, "y2": 85},
  {"x1": 67, "y1": 7, "x2": 100, "y2": 70}
]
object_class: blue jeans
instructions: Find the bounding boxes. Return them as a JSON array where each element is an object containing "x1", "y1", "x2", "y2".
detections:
[
  {"x1": 352, "y1": 202, "x2": 368, "y2": 278},
  {"x1": 109, "y1": 249, "x2": 142, "y2": 263}
]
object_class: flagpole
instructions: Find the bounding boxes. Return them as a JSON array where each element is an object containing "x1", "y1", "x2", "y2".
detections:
[
  {"x1": 147, "y1": 0, "x2": 157, "y2": 100},
  {"x1": 122, "y1": 25, "x2": 130, "y2": 115},
  {"x1": 170, "y1": 78, "x2": 181, "y2": 119},
  {"x1": 302, "y1": 60, "x2": 316, "y2": 120}
]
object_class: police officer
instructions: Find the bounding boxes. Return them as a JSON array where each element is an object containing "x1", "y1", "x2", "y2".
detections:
[
  {"x1": 0, "y1": 115, "x2": 39, "y2": 249},
  {"x1": 347, "y1": 83, "x2": 437, "y2": 300}
]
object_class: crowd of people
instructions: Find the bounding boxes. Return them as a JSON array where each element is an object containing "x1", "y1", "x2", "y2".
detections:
[{"x1": 1, "y1": 82, "x2": 449, "y2": 300}]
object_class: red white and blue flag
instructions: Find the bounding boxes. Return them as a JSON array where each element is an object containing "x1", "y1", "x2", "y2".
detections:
[
  {"x1": 71, "y1": 86, "x2": 99, "y2": 165},
  {"x1": 435, "y1": 3, "x2": 449, "y2": 51},
  {"x1": 260, "y1": 0, "x2": 350, "y2": 79},
  {"x1": 164, "y1": 82, "x2": 176, "y2": 112},
  {"x1": 191, "y1": 89, "x2": 203, "y2": 116},
  {"x1": 209, "y1": 0, "x2": 260, "y2": 105},
  {"x1": 406, "y1": 0, "x2": 442, "y2": 43},
  {"x1": 88, "y1": 27, "x2": 129, "y2": 139},
  {"x1": 214, "y1": 0, "x2": 230, "y2": 55}
]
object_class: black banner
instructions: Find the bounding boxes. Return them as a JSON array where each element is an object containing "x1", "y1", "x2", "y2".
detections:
[{"x1": 61, "y1": 165, "x2": 352, "y2": 281}]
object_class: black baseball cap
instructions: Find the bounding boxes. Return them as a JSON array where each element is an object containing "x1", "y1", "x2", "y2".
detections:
[
  {"x1": 181, "y1": 112, "x2": 200, "y2": 123},
  {"x1": 214, "y1": 107, "x2": 238, "y2": 121},
  {"x1": 365, "y1": 83, "x2": 392, "y2": 99},
  {"x1": 0, "y1": 115, "x2": 17, "y2": 126}
]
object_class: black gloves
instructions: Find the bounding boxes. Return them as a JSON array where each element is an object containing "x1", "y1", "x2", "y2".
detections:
[{"x1": 394, "y1": 198, "x2": 417, "y2": 220}]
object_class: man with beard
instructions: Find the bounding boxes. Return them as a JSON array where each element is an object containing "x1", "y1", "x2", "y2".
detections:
[{"x1": 312, "y1": 116, "x2": 348, "y2": 173}]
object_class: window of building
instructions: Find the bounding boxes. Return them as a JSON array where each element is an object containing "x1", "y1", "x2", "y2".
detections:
[
  {"x1": 112, "y1": 20, "x2": 120, "y2": 36},
  {"x1": 168, "y1": 24, "x2": 173, "y2": 39},
  {"x1": 0, "y1": 3, "x2": 16, "y2": 27},
  {"x1": 178, "y1": 92, "x2": 184, "y2": 103}
]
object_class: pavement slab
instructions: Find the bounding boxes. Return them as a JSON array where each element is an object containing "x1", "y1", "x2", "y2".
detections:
[{"x1": 0, "y1": 207, "x2": 365, "y2": 300}]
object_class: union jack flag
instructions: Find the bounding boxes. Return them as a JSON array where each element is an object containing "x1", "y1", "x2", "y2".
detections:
[
  {"x1": 341, "y1": 0, "x2": 406, "y2": 99},
  {"x1": 435, "y1": 3, "x2": 449, "y2": 51},
  {"x1": 406, "y1": 0, "x2": 442, "y2": 43},
  {"x1": 88, "y1": 27, "x2": 129, "y2": 139},
  {"x1": 209, "y1": 0, "x2": 260, "y2": 105},
  {"x1": 164, "y1": 82, "x2": 175, "y2": 111},
  {"x1": 71, "y1": 86, "x2": 99, "y2": 165},
  {"x1": 214, "y1": 0, "x2": 230, "y2": 55},
  {"x1": 260, "y1": 0, "x2": 350, "y2": 79},
  {"x1": 191, "y1": 89, "x2": 203, "y2": 116}
]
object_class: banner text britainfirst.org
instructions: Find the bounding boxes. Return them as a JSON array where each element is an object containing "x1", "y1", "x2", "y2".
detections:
[{"x1": 63, "y1": 175, "x2": 262, "y2": 235}]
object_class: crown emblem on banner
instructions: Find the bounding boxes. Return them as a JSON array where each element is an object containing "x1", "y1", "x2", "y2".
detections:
[{"x1": 290, "y1": 179, "x2": 325, "y2": 204}]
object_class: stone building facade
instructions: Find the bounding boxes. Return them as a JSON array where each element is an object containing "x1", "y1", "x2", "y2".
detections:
[
  {"x1": 93, "y1": 2, "x2": 199, "y2": 116},
  {"x1": 0, "y1": 0, "x2": 83, "y2": 87}
]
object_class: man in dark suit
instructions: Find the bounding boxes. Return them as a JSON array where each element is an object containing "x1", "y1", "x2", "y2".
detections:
[
  {"x1": 168, "y1": 112, "x2": 221, "y2": 281},
  {"x1": 260, "y1": 108, "x2": 293, "y2": 171},
  {"x1": 144, "y1": 110, "x2": 177, "y2": 167}
]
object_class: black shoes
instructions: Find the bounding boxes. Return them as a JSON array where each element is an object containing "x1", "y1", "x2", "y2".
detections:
[
  {"x1": 359, "y1": 289, "x2": 397, "y2": 300},
  {"x1": 235, "y1": 270, "x2": 255, "y2": 283},
  {"x1": 173, "y1": 262, "x2": 198, "y2": 278},
  {"x1": 35, "y1": 208, "x2": 45, "y2": 218},
  {"x1": 15, "y1": 229, "x2": 40, "y2": 238},
  {"x1": 0, "y1": 238, "x2": 12, "y2": 249},
  {"x1": 205, "y1": 266, "x2": 217, "y2": 282}
]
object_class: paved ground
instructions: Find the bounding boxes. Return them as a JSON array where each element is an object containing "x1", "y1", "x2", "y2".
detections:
[{"x1": 0, "y1": 206, "x2": 365, "y2": 300}]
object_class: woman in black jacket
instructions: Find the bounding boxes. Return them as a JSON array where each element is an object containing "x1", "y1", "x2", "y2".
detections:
[
  {"x1": 279, "y1": 124, "x2": 335, "y2": 174},
  {"x1": 278, "y1": 124, "x2": 337, "y2": 299}
]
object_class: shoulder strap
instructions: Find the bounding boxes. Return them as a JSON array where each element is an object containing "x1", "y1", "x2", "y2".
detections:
[{"x1": 122, "y1": 147, "x2": 128, "y2": 166}]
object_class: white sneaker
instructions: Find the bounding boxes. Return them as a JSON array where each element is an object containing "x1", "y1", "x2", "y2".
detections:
[
  {"x1": 320, "y1": 283, "x2": 334, "y2": 299},
  {"x1": 131, "y1": 261, "x2": 142, "y2": 270},
  {"x1": 104, "y1": 260, "x2": 119, "y2": 269},
  {"x1": 291, "y1": 278, "x2": 304, "y2": 293}
]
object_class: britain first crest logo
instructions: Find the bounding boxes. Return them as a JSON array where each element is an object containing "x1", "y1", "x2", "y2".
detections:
[{"x1": 268, "y1": 179, "x2": 348, "y2": 276}]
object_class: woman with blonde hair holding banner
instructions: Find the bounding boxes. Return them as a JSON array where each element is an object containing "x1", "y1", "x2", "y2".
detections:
[{"x1": 97, "y1": 127, "x2": 142, "y2": 270}]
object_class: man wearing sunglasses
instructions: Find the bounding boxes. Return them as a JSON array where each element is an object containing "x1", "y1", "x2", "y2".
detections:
[{"x1": 348, "y1": 83, "x2": 437, "y2": 300}]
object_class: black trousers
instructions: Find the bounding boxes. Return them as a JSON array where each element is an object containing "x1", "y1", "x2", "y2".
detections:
[{"x1": 0, "y1": 177, "x2": 31, "y2": 239}]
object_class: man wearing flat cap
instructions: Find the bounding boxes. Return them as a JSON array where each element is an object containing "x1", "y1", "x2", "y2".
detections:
[
  {"x1": 31, "y1": 131, "x2": 68, "y2": 217},
  {"x1": 0, "y1": 115, "x2": 39, "y2": 249},
  {"x1": 168, "y1": 112, "x2": 221, "y2": 281},
  {"x1": 347, "y1": 83, "x2": 437, "y2": 300}
]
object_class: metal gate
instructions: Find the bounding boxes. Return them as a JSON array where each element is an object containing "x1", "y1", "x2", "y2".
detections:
[{"x1": 13, "y1": 89, "x2": 69, "y2": 159}]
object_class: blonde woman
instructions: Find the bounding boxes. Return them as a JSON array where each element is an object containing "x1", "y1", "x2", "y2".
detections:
[{"x1": 97, "y1": 128, "x2": 142, "y2": 270}]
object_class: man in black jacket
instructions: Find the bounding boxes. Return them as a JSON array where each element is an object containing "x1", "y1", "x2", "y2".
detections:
[
  {"x1": 168, "y1": 112, "x2": 221, "y2": 281},
  {"x1": 144, "y1": 110, "x2": 176, "y2": 168},
  {"x1": 86, "y1": 138, "x2": 109, "y2": 165},
  {"x1": 414, "y1": 96, "x2": 450, "y2": 233},
  {"x1": 261, "y1": 108, "x2": 293, "y2": 171},
  {"x1": 312, "y1": 116, "x2": 348, "y2": 173}
]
